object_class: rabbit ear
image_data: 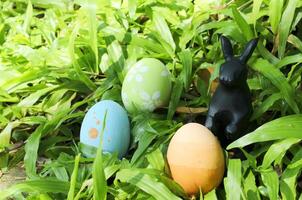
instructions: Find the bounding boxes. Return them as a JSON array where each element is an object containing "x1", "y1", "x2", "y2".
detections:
[
  {"x1": 220, "y1": 35, "x2": 233, "y2": 61},
  {"x1": 239, "y1": 38, "x2": 258, "y2": 63}
]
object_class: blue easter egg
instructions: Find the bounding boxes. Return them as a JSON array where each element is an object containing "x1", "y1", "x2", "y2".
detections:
[{"x1": 80, "y1": 100, "x2": 130, "y2": 158}]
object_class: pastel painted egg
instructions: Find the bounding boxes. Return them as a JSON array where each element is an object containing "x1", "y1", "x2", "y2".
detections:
[
  {"x1": 122, "y1": 58, "x2": 172, "y2": 112},
  {"x1": 80, "y1": 100, "x2": 130, "y2": 158},
  {"x1": 167, "y1": 123, "x2": 225, "y2": 195}
]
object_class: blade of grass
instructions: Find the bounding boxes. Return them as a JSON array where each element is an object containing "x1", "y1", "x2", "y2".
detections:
[
  {"x1": 23, "y1": 0, "x2": 33, "y2": 34},
  {"x1": 227, "y1": 114, "x2": 302, "y2": 149},
  {"x1": 261, "y1": 170, "x2": 279, "y2": 200},
  {"x1": 152, "y1": 10, "x2": 176, "y2": 53},
  {"x1": 179, "y1": 49, "x2": 192, "y2": 91},
  {"x1": 52, "y1": 166, "x2": 69, "y2": 182},
  {"x1": 18, "y1": 86, "x2": 57, "y2": 107},
  {"x1": 269, "y1": 0, "x2": 283, "y2": 34},
  {"x1": 251, "y1": 92, "x2": 281, "y2": 121},
  {"x1": 69, "y1": 22, "x2": 96, "y2": 91},
  {"x1": 130, "y1": 35, "x2": 167, "y2": 55},
  {"x1": 225, "y1": 159, "x2": 242, "y2": 200},
  {"x1": 288, "y1": 34, "x2": 302, "y2": 52},
  {"x1": 232, "y1": 6, "x2": 254, "y2": 40},
  {"x1": 260, "y1": 138, "x2": 301, "y2": 169},
  {"x1": 280, "y1": 148, "x2": 302, "y2": 200},
  {"x1": 92, "y1": 110, "x2": 108, "y2": 200},
  {"x1": 131, "y1": 132, "x2": 157, "y2": 165},
  {"x1": 252, "y1": 0, "x2": 263, "y2": 26},
  {"x1": 116, "y1": 168, "x2": 181, "y2": 200},
  {"x1": 105, "y1": 38, "x2": 125, "y2": 83},
  {"x1": 167, "y1": 77, "x2": 183, "y2": 120},
  {"x1": 128, "y1": 0, "x2": 137, "y2": 19},
  {"x1": 0, "y1": 179, "x2": 70, "y2": 199},
  {"x1": 1, "y1": 68, "x2": 49, "y2": 92},
  {"x1": 257, "y1": 41, "x2": 279, "y2": 64},
  {"x1": 278, "y1": 0, "x2": 298, "y2": 58},
  {"x1": 244, "y1": 170, "x2": 260, "y2": 200},
  {"x1": 252, "y1": 58, "x2": 299, "y2": 114},
  {"x1": 0, "y1": 123, "x2": 14, "y2": 168},
  {"x1": 85, "y1": 5, "x2": 99, "y2": 73},
  {"x1": 204, "y1": 189, "x2": 218, "y2": 200},
  {"x1": 276, "y1": 54, "x2": 302, "y2": 69},
  {"x1": 146, "y1": 148, "x2": 164, "y2": 171},
  {"x1": 67, "y1": 154, "x2": 81, "y2": 200},
  {"x1": 24, "y1": 124, "x2": 44, "y2": 178}
]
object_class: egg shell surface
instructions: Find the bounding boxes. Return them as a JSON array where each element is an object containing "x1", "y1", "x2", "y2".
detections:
[
  {"x1": 80, "y1": 100, "x2": 130, "y2": 158},
  {"x1": 122, "y1": 58, "x2": 172, "y2": 112},
  {"x1": 167, "y1": 123, "x2": 225, "y2": 195}
]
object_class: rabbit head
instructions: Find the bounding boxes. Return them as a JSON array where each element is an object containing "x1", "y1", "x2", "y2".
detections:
[{"x1": 219, "y1": 36, "x2": 258, "y2": 87}]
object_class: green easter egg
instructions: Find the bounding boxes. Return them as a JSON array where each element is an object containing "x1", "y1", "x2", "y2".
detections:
[{"x1": 122, "y1": 58, "x2": 172, "y2": 112}]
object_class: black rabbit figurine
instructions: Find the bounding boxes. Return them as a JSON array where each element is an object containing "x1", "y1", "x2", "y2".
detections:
[{"x1": 205, "y1": 36, "x2": 258, "y2": 146}]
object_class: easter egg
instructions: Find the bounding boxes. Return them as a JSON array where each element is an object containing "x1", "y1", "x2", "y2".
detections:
[
  {"x1": 80, "y1": 100, "x2": 130, "y2": 158},
  {"x1": 122, "y1": 58, "x2": 172, "y2": 112},
  {"x1": 167, "y1": 123, "x2": 225, "y2": 195}
]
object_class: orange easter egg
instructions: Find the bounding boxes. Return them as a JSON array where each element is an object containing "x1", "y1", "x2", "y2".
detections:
[{"x1": 167, "y1": 123, "x2": 225, "y2": 195}]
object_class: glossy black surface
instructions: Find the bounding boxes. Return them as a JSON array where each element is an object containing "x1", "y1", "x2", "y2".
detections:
[{"x1": 205, "y1": 36, "x2": 258, "y2": 145}]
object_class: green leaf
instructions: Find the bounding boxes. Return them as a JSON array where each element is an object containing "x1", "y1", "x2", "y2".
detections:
[
  {"x1": 252, "y1": 58, "x2": 299, "y2": 114},
  {"x1": 0, "y1": 23, "x2": 9, "y2": 45},
  {"x1": 204, "y1": 189, "x2": 218, "y2": 200},
  {"x1": 18, "y1": 86, "x2": 57, "y2": 107},
  {"x1": 261, "y1": 170, "x2": 279, "y2": 200},
  {"x1": 104, "y1": 164, "x2": 120, "y2": 180},
  {"x1": 198, "y1": 21, "x2": 234, "y2": 34},
  {"x1": 227, "y1": 115, "x2": 302, "y2": 149},
  {"x1": 179, "y1": 24, "x2": 196, "y2": 50},
  {"x1": 69, "y1": 23, "x2": 96, "y2": 91},
  {"x1": 92, "y1": 111, "x2": 108, "y2": 200},
  {"x1": 52, "y1": 166, "x2": 69, "y2": 182},
  {"x1": 269, "y1": 0, "x2": 283, "y2": 34},
  {"x1": 1, "y1": 68, "x2": 49, "y2": 92},
  {"x1": 146, "y1": 148, "x2": 165, "y2": 171},
  {"x1": 252, "y1": 0, "x2": 263, "y2": 26},
  {"x1": 0, "y1": 179, "x2": 70, "y2": 199},
  {"x1": 257, "y1": 41, "x2": 279, "y2": 64},
  {"x1": 243, "y1": 171, "x2": 260, "y2": 200},
  {"x1": 224, "y1": 159, "x2": 242, "y2": 200},
  {"x1": 251, "y1": 93, "x2": 281, "y2": 121},
  {"x1": 23, "y1": 0, "x2": 33, "y2": 34},
  {"x1": 130, "y1": 35, "x2": 167, "y2": 55},
  {"x1": 0, "y1": 123, "x2": 14, "y2": 168},
  {"x1": 131, "y1": 132, "x2": 157, "y2": 165},
  {"x1": 288, "y1": 34, "x2": 302, "y2": 52},
  {"x1": 116, "y1": 169, "x2": 181, "y2": 200},
  {"x1": 24, "y1": 124, "x2": 44, "y2": 178},
  {"x1": 240, "y1": 148, "x2": 257, "y2": 169},
  {"x1": 128, "y1": 0, "x2": 137, "y2": 19},
  {"x1": 232, "y1": 6, "x2": 254, "y2": 40},
  {"x1": 152, "y1": 10, "x2": 176, "y2": 53},
  {"x1": 260, "y1": 138, "x2": 301, "y2": 169},
  {"x1": 179, "y1": 49, "x2": 192, "y2": 91},
  {"x1": 105, "y1": 38, "x2": 125, "y2": 82},
  {"x1": 85, "y1": 6, "x2": 99, "y2": 73},
  {"x1": 67, "y1": 154, "x2": 81, "y2": 200},
  {"x1": 276, "y1": 54, "x2": 302, "y2": 69},
  {"x1": 280, "y1": 148, "x2": 302, "y2": 200},
  {"x1": 278, "y1": 0, "x2": 298, "y2": 58},
  {"x1": 167, "y1": 78, "x2": 183, "y2": 120}
]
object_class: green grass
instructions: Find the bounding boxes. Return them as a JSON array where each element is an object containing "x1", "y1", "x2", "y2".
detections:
[{"x1": 0, "y1": 0, "x2": 302, "y2": 199}]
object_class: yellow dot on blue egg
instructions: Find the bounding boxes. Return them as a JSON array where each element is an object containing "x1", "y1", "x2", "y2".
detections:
[{"x1": 89, "y1": 128, "x2": 98, "y2": 139}]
